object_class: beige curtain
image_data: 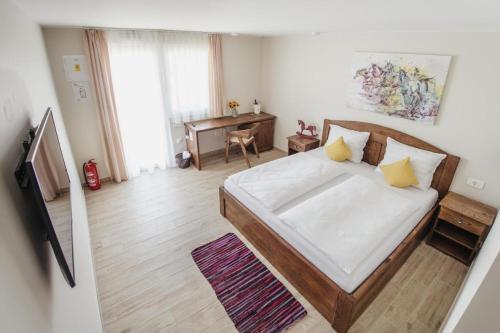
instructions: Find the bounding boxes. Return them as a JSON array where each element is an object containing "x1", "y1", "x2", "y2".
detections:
[
  {"x1": 84, "y1": 29, "x2": 128, "y2": 183},
  {"x1": 208, "y1": 34, "x2": 224, "y2": 118}
]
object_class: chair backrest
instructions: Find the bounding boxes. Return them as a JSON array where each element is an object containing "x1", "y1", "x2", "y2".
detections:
[{"x1": 249, "y1": 122, "x2": 262, "y2": 137}]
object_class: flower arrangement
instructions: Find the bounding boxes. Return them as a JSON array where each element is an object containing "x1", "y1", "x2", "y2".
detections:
[
  {"x1": 228, "y1": 100, "x2": 240, "y2": 109},
  {"x1": 228, "y1": 100, "x2": 240, "y2": 117}
]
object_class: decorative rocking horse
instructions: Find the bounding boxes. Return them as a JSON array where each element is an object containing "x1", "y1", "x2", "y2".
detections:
[{"x1": 296, "y1": 120, "x2": 318, "y2": 138}]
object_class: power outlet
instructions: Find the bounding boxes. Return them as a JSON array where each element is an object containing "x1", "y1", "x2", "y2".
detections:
[{"x1": 466, "y1": 177, "x2": 485, "y2": 190}]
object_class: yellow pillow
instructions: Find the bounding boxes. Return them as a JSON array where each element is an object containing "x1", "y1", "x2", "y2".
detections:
[
  {"x1": 325, "y1": 136, "x2": 352, "y2": 162},
  {"x1": 379, "y1": 157, "x2": 419, "y2": 188}
]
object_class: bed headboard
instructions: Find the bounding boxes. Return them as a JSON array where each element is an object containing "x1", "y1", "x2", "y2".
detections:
[{"x1": 321, "y1": 119, "x2": 460, "y2": 199}]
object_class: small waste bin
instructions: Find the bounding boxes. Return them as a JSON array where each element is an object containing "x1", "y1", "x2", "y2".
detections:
[{"x1": 176, "y1": 151, "x2": 191, "y2": 169}]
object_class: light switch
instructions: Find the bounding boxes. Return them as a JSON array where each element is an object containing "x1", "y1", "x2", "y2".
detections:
[{"x1": 466, "y1": 177, "x2": 485, "y2": 190}]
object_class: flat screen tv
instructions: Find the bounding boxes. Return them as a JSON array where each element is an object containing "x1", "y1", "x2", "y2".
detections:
[{"x1": 25, "y1": 108, "x2": 75, "y2": 287}]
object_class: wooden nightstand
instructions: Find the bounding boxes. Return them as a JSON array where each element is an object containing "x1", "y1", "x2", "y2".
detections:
[
  {"x1": 427, "y1": 192, "x2": 497, "y2": 265},
  {"x1": 287, "y1": 135, "x2": 320, "y2": 155}
]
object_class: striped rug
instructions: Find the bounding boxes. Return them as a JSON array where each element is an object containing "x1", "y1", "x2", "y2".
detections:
[{"x1": 191, "y1": 233, "x2": 307, "y2": 333}]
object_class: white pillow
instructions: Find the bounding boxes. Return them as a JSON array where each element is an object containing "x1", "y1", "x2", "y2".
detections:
[
  {"x1": 377, "y1": 137, "x2": 446, "y2": 190},
  {"x1": 325, "y1": 124, "x2": 370, "y2": 163}
]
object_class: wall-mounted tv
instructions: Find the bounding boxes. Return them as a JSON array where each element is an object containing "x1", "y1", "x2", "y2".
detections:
[{"x1": 25, "y1": 108, "x2": 75, "y2": 287}]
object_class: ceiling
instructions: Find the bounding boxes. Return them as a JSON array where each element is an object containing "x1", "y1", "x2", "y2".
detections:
[{"x1": 13, "y1": 0, "x2": 500, "y2": 35}]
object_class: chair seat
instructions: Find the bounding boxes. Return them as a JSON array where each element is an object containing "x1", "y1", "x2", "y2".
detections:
[
  {"x1": 229, "y1": 136, "x2": 254, "y2": 145},
  {"x1": 225, "y1": 123, "x2": 261, "y2": 168}
]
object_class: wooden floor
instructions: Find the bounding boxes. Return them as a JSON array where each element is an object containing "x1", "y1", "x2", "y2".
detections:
[{"x1": 85, "y1": 149, "x2": 467, "y2": 333}]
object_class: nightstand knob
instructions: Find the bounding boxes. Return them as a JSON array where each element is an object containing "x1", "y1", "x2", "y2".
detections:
[{"x1": 457, "y1": 219, "x2": 464, "y2": 224}]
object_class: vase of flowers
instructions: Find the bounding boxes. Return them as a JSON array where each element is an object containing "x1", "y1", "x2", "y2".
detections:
[{"x1": 228, "y1": 100, "x2": 240, "y2": 118}]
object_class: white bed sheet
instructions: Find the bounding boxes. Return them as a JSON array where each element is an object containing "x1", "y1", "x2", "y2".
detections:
[
  {"x1": 227, "y1": 151, "x2": 344, "y2": 211},
  {"x1": 224, "y1": 148, "x2": 438, "y2": 293},
  {"x1": 280, "y1": 174, "x2": 420, "y2": 276}
]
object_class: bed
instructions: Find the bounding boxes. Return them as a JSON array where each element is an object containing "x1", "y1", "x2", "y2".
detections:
[{"x1": 219, "y1": 120, "x2": 460, "y2": 332}]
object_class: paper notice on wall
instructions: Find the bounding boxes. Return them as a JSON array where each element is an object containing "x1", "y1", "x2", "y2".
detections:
[
  {"x1": 63, "y1": 55, "x2": 89, "y2": 82},
  {"x1": 72, "y1": 82, "x2": 90, "y2": 103}
]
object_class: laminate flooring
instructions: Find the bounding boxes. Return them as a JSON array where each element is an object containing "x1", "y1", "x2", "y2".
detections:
[{"x1": 85, "y1": 149, "x2": 467, "y2": 333}]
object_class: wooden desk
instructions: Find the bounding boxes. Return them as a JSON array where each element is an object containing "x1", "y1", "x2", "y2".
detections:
[{"x1": 184, "y1": 112, "x2": 276, "y2": 170}]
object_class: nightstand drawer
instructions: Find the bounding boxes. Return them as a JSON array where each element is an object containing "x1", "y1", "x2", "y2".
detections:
[
  {"x1": 439, "y1": 207, "x2": 486, "y2": 236},
  {"x1": 288, "y1": 142, "x2": 305, "y2": 152}
]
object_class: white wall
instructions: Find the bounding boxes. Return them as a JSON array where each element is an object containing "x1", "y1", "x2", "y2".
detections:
[
  {"x1": 453, "y1": 254, "x2": 500, "y2": 332},
  {"x1": 261, "y1": 32, "x2": 500, "y2": 207},
  {"x1": 42, "y1": 29, "x2": 263, "y2": 166},
  {"x1": 0, "y1": 1, "x2": 103, "y2": 333},
  {"x1": 43, "y1": 28, "x2": 109, "y2": 183},
  {"x1": 440, "y1": 215, "x2": 500, "y2": 333}
]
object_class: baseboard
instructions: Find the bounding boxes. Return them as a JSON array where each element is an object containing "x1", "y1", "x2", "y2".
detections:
[
  {"x1": 200, "y1": 146, "x2": 285, "y2": 159},
  {"x1": 100, "y1": 176, "x2": 112, "y2": 184},
  {"x1": 273, "y1": 146, "x2": 287, "y2": 154},
  {"x1": 81, "y1": 176, "x2": 112, "y2": 189}
]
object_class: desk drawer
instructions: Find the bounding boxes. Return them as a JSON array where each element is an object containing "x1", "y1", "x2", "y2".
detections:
[
  {"x1": 288, "y1": 142, "x2": 304, "y2": 152},
  {"x1": 439, "y1": 207, "x2": 485, "y2": 236}
]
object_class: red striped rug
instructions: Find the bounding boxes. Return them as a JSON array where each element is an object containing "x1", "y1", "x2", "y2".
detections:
[{"x1": 192, "y1": 233, "x2": 307, "y2": 333}]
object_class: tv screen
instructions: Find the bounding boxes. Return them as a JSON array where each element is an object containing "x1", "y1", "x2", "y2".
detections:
[{"x1": 26, "y1": 108, "x2": 75, "y2": 287}]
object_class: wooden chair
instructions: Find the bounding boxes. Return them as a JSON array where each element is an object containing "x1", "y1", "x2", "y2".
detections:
[{"x1": 225, "y1": 123, "x2": 261, "y2": 168}]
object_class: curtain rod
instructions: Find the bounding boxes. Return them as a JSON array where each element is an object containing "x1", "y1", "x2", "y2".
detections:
[
  {"x1": 88, "y1": 26, "x2": 215, "y2": 34},
  {"x1": 42, "y1": 24, "x2": 247, "y2": 36}
]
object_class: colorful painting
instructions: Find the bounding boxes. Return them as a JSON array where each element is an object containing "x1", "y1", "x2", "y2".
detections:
[{"x1": 348, "y1": 52, "x2": 451, "y2": 124}]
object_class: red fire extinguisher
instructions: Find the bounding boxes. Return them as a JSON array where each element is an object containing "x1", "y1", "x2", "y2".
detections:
[{"x1": 83, "y1": 159, "x2": 101, "y2": 190}]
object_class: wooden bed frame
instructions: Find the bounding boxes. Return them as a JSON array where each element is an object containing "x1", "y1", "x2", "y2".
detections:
[{"x1": 219, "y1": 120, "x2": 460, "y2": 332}]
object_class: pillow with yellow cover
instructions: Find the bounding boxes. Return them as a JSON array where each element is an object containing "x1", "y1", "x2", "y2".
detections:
[
  {"x1": 325, "y1": 136, "x2": 352, "y2": 162},
  {"x1": 324, "y1": 124, "x2": 370, "y2": 163},
  {"x1": 377, "y1": 137, "x2": 446, "y2": 190},
  {"x1": 379, "y1": 157, "x2": 419, "y2": 188}
]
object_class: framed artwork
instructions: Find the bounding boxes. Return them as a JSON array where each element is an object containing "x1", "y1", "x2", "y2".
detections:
[{"x1": 348, "y1": 52, "x2": 451, "y2": 124}]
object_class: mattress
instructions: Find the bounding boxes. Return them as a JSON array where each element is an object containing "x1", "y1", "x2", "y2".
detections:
[{"x1": 224, "y1": 148, "x2": 438, "y2": 293}]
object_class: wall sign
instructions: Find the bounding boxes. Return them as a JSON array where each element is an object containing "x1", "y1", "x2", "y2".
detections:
[
  {"x1": 71, "y1": 82, "x2": 90, "y2": 103},
  {"x1": 63, "y1": 55, "x2": 89, "y2": 82}
]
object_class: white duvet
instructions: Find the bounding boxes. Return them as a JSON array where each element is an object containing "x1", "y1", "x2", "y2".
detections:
[
  {"x1": 279, "y1": 175, "x2": 419, "y2": 275},
  {"x1": 227, "y1": 152, "x2": 344, "y2": 211}
]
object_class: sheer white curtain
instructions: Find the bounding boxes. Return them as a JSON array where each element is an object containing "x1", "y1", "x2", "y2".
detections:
[
  {"x1": 162, "y1": 33, "x2": 210, "y2": 124},
  {"x1": 107, "y1": 30, "x2": 209, "y2": 177}
]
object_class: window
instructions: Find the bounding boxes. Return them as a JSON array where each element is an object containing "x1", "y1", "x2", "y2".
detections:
[{"x1": 107, "y1": 30, "x2": 209, "y2": 176}]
